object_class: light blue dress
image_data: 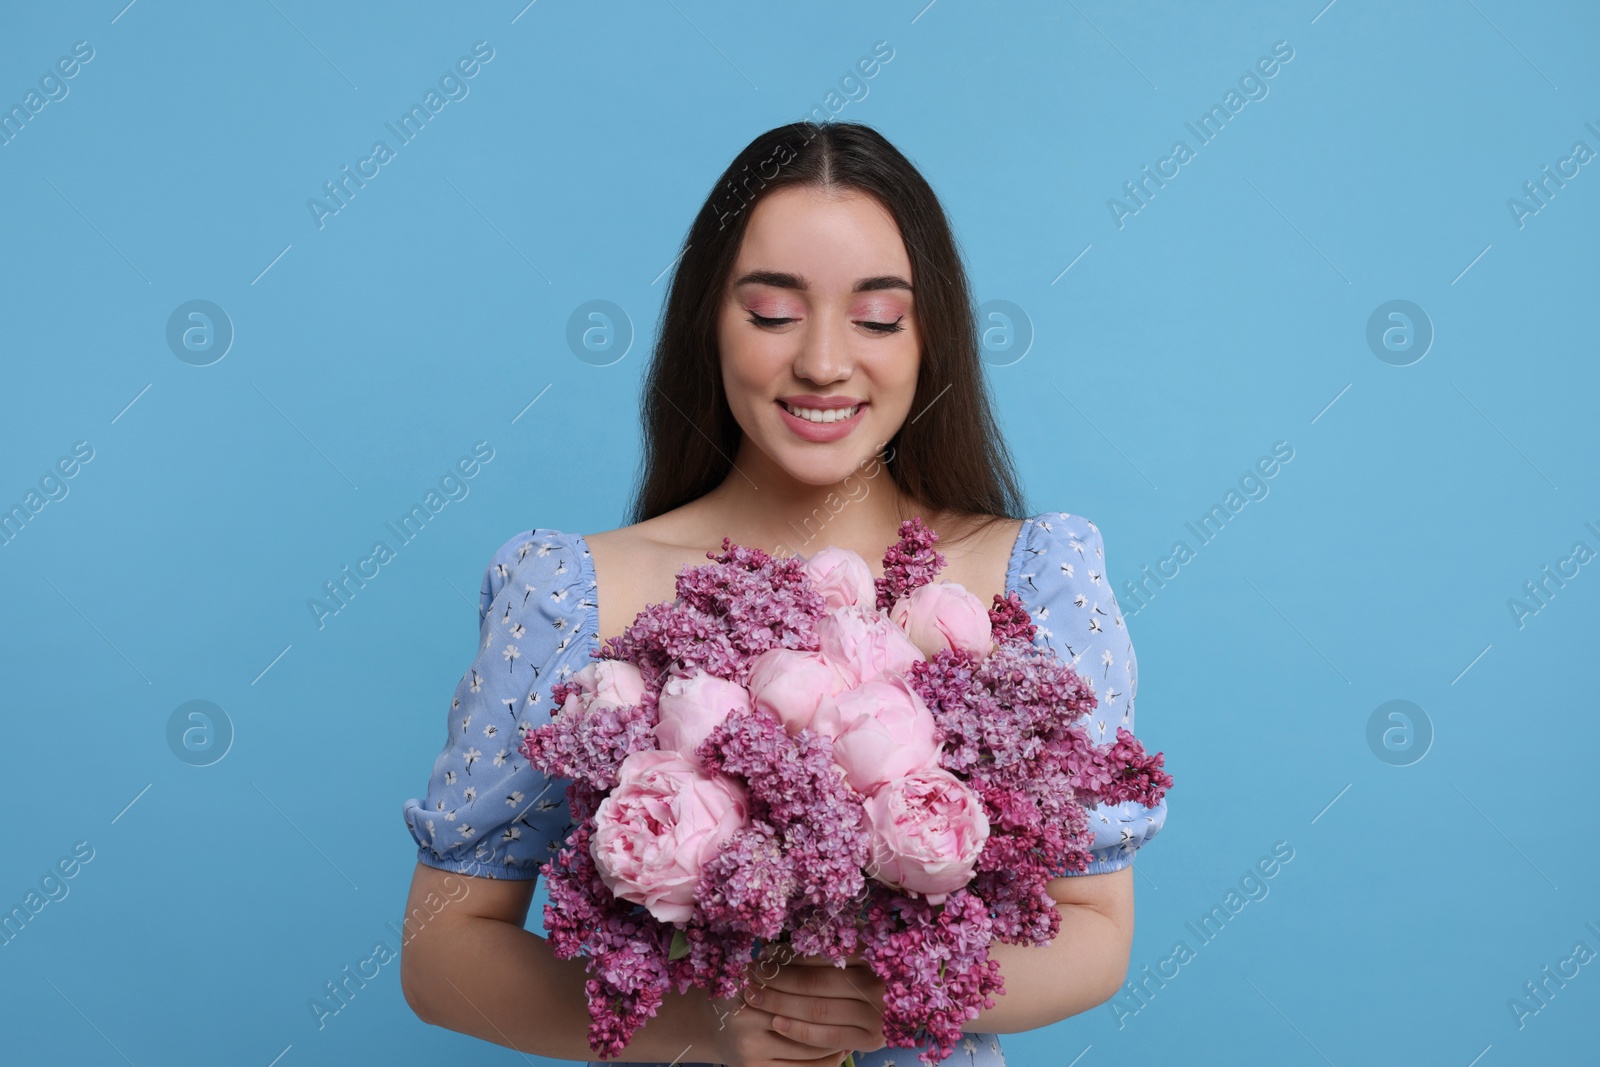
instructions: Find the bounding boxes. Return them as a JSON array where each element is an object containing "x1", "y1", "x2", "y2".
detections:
[{"x1": 402, "y1": 512, "x2": 1168, "y2": 1067}]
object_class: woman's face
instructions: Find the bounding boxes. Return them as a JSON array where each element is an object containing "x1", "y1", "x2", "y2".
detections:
[{"x1": 717, "y1": 184, "x2": 920, "y2": 487}]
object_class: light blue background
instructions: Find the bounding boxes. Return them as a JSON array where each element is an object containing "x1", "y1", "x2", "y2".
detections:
[{"x1": 2, "y1": 1, "x2": 1596, "y2": 1064}]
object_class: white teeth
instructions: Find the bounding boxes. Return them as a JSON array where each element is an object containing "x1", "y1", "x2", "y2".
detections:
[{"x1": 784, "y1": 403, "x2": 858, "y2": 423}]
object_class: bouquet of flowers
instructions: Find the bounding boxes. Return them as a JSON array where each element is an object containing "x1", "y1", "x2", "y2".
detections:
[{"x1": 520, "y1": 518, "x2": 1172, "y2": 1066}]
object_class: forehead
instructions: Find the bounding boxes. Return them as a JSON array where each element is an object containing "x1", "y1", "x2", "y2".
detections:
[{"x1": 733, "y1": 186, "x2": 911, "y2": 281}]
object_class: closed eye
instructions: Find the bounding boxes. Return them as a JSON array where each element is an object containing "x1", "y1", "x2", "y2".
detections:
[{"x1": 746, "y1": 312, "x2": 905, "y2": 334}]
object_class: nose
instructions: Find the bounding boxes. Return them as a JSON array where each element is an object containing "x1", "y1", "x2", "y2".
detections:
[{"x1": 790, "y1": 309, "x2": 852, "y2": 386}]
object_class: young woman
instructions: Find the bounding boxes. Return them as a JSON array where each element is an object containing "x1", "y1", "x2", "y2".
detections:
[{"x1": 399, "y1": 121, "x2": 1166, "y2": 1067}]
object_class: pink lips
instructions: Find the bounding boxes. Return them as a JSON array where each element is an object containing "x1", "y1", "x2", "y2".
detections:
[{"x1": 777, "y1": 399, "x2": 866, "y2": 443}]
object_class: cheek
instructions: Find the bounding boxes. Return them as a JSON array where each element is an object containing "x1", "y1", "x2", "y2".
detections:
[
  {"x1": 869, "y1": 345, "x2": 920, "y2": 427},
  {"x1": 723, "y1": 320, "x2": 792, "y2": 376},
  {"x1": 716, "y1": 313, "x2": 753, "y2": 390},
  {"x1": 717, "y1": 323, "x2": 783, "y2": 410},
  {"x1": 873, "y1": 334, "x2": 922, "y2": 398}
]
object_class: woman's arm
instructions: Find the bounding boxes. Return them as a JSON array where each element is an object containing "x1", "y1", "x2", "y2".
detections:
[
  {"x1": 960, "y1": 865, "x2": 1134, "y2": 1033},
  {"x1": 399, "y1": 862, "x2": 721, "y2": 1062}
]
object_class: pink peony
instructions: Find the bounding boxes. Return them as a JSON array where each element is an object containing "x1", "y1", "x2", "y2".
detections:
[
  {"x1": 890, "y1": 580, "x2": 994, "y2": 661},
  {"x1": 745, "y1": 648, "x2": 851, "y2": 738},
  {"x1": 590, "y1": 750, "x2": 749, "y2": 925},
  {"x1": 862, "y1": 766, "x2": 990, "y2": 905},
  {"x1": 816, "y1": 604, "x2": 925, "y2": 688},
  {"x1": 830, "y1": 676, "x2": 941, "y2": 794},
  {"x1": 654, "y1": 668, "x2": 751, "y2": 765},
  {"x1": 801, "y1": 546, "x2": 877, "y2": 611},
  {"x1": 557, "y1": 659, "x2": 647, "y2": 717},
  {"x1": 517, "y1": 515, "x2": 1175, "y2": 1066}
]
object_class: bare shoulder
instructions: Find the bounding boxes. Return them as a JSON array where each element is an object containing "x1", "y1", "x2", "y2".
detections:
[
  {"x1": 926, "y1": 511, "x2": 1028, "y2": 609},
  {"x1": 581, "y1": 508, "x2": 704, "y2": 571},
  {"x1": 582, "y1": 508, "x2": 716, "y2": 644},
  {"x1": 935, "y1": 509, "x2": 1025, "y2": 548}
]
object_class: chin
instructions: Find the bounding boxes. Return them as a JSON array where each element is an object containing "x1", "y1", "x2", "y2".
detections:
[
  {"x1": 764, "y1": 439, "x2": 877, "y2": 485},
  {"x1": 775, "y1": 453, "x2": 864, "y2": 486}
]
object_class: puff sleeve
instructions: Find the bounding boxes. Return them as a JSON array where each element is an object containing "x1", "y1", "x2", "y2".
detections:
[
  {"x1": 401, "y1": 529, "x2": 592, "y2": 881},
  {"x1": 1012, "y1": 511, "x2": 1168, "y2": 875}
]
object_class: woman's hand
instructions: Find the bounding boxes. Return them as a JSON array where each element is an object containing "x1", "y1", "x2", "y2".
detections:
[
  {"x1": 704, "y1": 953, "x2": 855, "y2": 1067},
  {"x1": 703, "y1": 949, "x2": 887, "y2": 1067},
  {"x1": 742, "y1": 951, "x2": 888, "y2": 1063}
]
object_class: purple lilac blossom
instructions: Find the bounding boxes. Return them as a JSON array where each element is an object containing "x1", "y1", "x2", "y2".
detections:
[{"x1": 518, "y1": 516, "x2": 1173, "y2": 1064}]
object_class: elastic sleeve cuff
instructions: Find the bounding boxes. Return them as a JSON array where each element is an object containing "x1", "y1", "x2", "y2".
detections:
[
  {"x1": 415, "y1": 847, "x2": 540, "y2": 882},
  {"x1": 1056, "y1": 794, "x2": 1168, "y2": 877},
  {"x1": 1058, "y1": 850, "x2": 1134, "y2": 877}
]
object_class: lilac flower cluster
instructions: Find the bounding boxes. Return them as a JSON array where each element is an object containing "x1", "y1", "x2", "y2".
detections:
[
  {"x1": 523, "y1": 689, "x2": 656, "y2": 791},
  {"x1": 696, "y1": 704, "x2": 870, "y2": 965},
  {"x1": 860, "y1": 888, "x2": 1003, "y2": 1063},
  {"x1": 874, "y1": 517, "x2": 943, "y2": 611},
  {"x1": 540, "y1": 816, "x2": 675, "y2": 1054},
  {"x1": 519, "y1": 519, "x2": 1174, "y2": 1066},
  {"x1": 597, "y1": 538, "x2": 827, "y2": 689}
]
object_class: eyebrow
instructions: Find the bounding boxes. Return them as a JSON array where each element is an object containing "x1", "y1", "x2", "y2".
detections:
[{"x1": 731, "y1": 269, "x2": 913, "y2": 294}]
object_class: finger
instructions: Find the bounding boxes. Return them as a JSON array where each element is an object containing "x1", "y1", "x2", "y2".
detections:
[
  {"x1": 783, "y1": 952, "x2": 862, "y2": 966},
  {"x1": 766, "y1": 1029, "x2": 852, "y2": 1060},
  {"x1": 754, "y1": 963, "x2": 832, "y2": 996},
  {"x1": 747, "y1": 987, "x2": 877, "y2": 1048},
  {"x1": 772, "y1": 1055, "x2": 852, "y2": 1067},
  {"x1": 772, "y1": 1055, "x2": 851, "y2": 1067},
  {"x1": 747, "y1": 984, "x2": 871, "y2": 1026},
  {"x1": 770, "y1": 1009, "x2": 876, "y2": 1054},
  {"x1": 759, "y1": 961, "x2": 882, "y2": 1000},
  {"x1": 775, "y1": 954, "x2": 873, "y2": 971},
  {"x1": 734, "y1": 1007, "x2": 853, "y2": 1059},
  {"x1": 832, "y1": 965, "x2": 887, "y2": 1007},
  {"x1": 779, "y1": 962, "x2": 883, "y2": 1008}
]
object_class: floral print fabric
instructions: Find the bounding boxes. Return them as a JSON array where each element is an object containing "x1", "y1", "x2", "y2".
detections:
[{"x1": 401, "y1": 511, "x2": 1168, "y2": 1066}]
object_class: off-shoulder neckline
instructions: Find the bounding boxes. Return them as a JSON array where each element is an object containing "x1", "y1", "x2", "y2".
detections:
[{"x1": 556, "y1": 513, "x2": 1083, "y2": 653}]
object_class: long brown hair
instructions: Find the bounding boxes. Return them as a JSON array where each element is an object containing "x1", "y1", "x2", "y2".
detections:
[{"x1": 628, "y1": 120, "x2": 1027, "y2": 538}]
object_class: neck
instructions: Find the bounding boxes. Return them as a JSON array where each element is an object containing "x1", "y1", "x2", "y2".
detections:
[{"x1": 697, "y1": 436, "x2": 925, "y2": 562}]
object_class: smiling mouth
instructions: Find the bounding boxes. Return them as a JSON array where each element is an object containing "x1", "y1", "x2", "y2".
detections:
[{"x1": 779, "y1": 401, "x2": 863, "y2": 423}]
